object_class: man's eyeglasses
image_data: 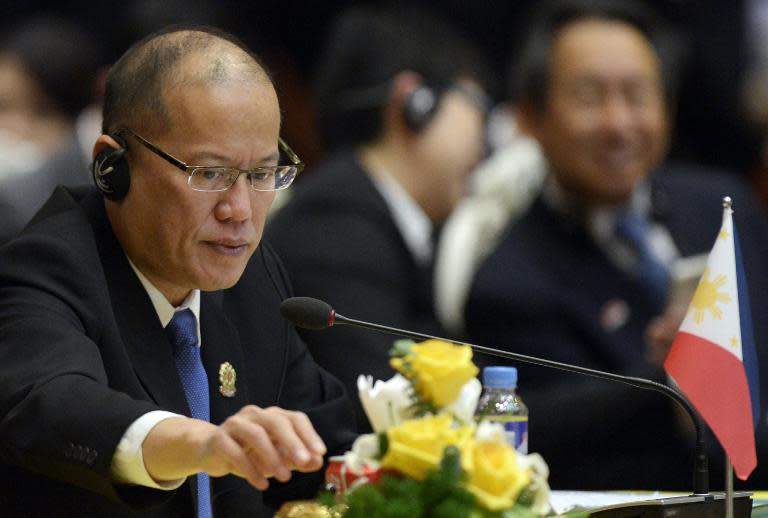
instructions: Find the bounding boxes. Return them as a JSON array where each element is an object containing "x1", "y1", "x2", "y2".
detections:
[{"x1": 118, "y1": 128, "x2": 304, "y2": 192}]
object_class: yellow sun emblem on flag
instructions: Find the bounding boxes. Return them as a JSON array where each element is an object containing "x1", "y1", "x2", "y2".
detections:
[{"x1": 690, "y1": 268, "x2": 732, "y2": 324}]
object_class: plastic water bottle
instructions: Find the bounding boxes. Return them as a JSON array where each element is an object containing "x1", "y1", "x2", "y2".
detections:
[{"x1": 475, "y1": 366, "x2": 528, "y2": 454}]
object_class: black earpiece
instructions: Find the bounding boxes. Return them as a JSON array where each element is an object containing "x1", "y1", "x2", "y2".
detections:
[
  {"x1": 335, "y1": 82, "x2": 440, "y2": 132},
  {"x1": 92, "y1": 134, "x2": 130, "y2": 201},
  {"x1": 402, "y1": 86, "x2": 438, "y2": 131}
]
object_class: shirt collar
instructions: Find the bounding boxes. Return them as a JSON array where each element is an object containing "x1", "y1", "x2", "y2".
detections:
[
  {"x1": 127, "y1": 258, "x2": 202, "y2": 344},
  {"x1": 541, "y1": 172, "x2": 678, "y2": 270},
  {"x1": 369, "y1": 172, "x2": 434, "y2": 266},
  {"x1": 541, "y1": 171, "x2": 651, "y2": 240}
]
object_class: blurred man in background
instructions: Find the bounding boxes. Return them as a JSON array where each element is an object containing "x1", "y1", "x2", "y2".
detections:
[
  {"x1": 267, "y1": 5, "x2": 491, "y2": 432},
  {"x1": 0, "y1": 16, "x2": 102, "y2": 181},
  {"x1": 0, "y1": 6, "x2": 227, "y2": 245},
  {"x1": 463, "y1": 0, "x2": 768, "y2": 490}
]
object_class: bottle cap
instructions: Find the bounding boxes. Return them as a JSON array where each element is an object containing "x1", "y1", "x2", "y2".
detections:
[{"x1": 482, "y1": 366, "x2": 518, "y2": 389}]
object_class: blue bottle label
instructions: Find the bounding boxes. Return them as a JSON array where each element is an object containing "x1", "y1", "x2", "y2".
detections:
[{"x1": 485, "y1": 416, "x2": 528, "y2": 454}]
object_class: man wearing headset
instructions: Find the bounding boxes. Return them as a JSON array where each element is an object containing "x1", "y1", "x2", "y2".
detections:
[
  {"x1": 0, "y1": 26, "x2": 356, "y2": 517},
  {"x1": 266, "y1": 6, "x2": 491, "y2": 433}
]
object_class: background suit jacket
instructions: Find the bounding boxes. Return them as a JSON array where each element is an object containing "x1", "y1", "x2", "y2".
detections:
[
  {"x1": 0, "y1": 134, "x2": 91, "y2": 245},
  {"x1": 465, "y1": 165, "x2": 768, "y2": 490},
  {"x1": 266, "y1": 151, "x2": 444, "y2": 432},
  {"x1": 0, "y1": 186, "x2": 356, "y2": 517}
]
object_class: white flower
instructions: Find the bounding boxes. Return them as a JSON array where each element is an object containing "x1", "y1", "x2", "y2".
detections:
[
  {"x1": 344, "y1": 433, "x2": 381, "y2": 474},
  {"x1": 474, "y1": 419, "x2": 507, "y2": 443},
  {"x1": 444, "y1": 377, "x2": 482, "y2": 424},
  {"x1": 519, "y1": 453, "x2": 552, "y2": 515},
  {"x1": 357, "y1": 374, "x2": 412, "y2": 432}
]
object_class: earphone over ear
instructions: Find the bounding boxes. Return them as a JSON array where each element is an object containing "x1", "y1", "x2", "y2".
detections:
[
  {"x1": 334, "y1": 82, "x2": 440, "y2": 132},
  {"x1": 402, "y1": 85, "x2": 438, "y2": 131},
  {"x1": 92, "y1": 134, "x2": 130, "y2": 201}
]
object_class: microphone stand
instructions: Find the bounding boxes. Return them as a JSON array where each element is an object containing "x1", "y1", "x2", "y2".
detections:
[
  {"x1": 726, "y1": 458, "x2": 734, "y2": 518},
  {"x1": 326, "y1": 311, "x2": 753, "y2": 517}
]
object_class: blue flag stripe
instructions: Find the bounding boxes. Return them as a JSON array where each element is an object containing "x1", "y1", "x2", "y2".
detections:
[{"x1": 733, "y1": 222, "x2": 761, "y2": 428}]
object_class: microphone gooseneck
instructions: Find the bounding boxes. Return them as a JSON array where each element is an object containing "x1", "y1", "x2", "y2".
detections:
[{"x1": 280, "y1": 296, "x2": 710, "y2": 496}]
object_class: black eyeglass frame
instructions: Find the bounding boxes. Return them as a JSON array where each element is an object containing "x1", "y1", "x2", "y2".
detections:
[{"x1": 117, "y1": 127, "x2": 305, "y2": 192}]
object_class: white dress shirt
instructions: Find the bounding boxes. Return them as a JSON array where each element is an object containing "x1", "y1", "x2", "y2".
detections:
[{"x1": 370, "y1": 173, "x2": 434, "y2": 267}]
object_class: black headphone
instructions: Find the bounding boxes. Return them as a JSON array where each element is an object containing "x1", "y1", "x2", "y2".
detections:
[
  {"x1": 335, "y1": 82, "x2": 440, "y2": 132},
  {"x1": 402, "y1": 85, "x2": 438, "y2": 131},
  {"x1": 91, "y1": 133, "x2": 130, "y2": 201}
]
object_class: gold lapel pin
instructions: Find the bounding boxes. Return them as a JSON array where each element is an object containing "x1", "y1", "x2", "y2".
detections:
[{"x1": 218, "y1": 362, "x2": 236, "y2": 397}]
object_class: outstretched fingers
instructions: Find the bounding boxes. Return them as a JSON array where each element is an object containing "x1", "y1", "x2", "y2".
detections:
[
  {"x1": 205, "y1": 428, "x2": 272, "y2": 490},
  {"x1": 209, "y1": 405, "x2": 327, "y2": 489}
]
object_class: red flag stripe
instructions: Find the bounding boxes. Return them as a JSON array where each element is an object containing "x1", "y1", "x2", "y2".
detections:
[{"x1": 665, "y1": 331, "x2": 757, "y2": 479}]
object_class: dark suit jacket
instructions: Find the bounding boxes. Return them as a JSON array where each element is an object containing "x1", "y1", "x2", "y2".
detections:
[
  {"x1": 0, "y1": 186, "x2": 356, "y2": 517},
  {"x1": 465, "y1": 165, "x2": 768, "y2": 490},
  {"x1": 266, "y1": 151, "x2": 444, "y2": 432}
]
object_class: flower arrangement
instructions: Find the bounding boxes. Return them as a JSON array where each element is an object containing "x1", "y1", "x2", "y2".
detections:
[
  {"x1": 335, "y1": 339, "x2": 561, "y2": 516},
  {"x1": 281, "y1": 339, "x2": 587, "y2": 517}
]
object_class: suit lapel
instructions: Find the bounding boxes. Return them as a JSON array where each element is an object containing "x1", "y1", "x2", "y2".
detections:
[
  {"x1": 535, "y1": 199, "x2": 655, "y2": 369},
  {"x1": 113, "y1": 281, "x2": 191, "y2": 415},
  {"x1": 199, "y1": 292, "x2": 267, "y2": 515},
  {"x1": 84, "y1": 193, "x2": 190, "y2": 415},
  {"x1": 108, "y1": 260, "x2": 191, "y2": 415},
  {"x1": 199, "y1": 291, "x2": 250, "y2": 424}
]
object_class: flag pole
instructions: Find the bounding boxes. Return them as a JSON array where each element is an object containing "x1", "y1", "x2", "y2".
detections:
[
  {"x1": 724, "y1": 195, "x2": 734, "y2": 518},
  {"x1": 726, "y1": 457, "x2": 734, "y2": 518}
]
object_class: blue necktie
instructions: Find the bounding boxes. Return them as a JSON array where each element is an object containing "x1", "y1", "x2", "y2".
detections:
[
  {"x1": 614, "y1": 213, "x2": 671, "y2": 306},
  {"x1": 167, "y1": 309, "x2": 213, "y2": 518}
]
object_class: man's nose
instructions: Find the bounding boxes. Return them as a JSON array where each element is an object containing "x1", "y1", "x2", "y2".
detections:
[
  {"x1": 600, "y1": 94, "x2": 634, "y2": 134},
  {"x1": 217, "y1": 174, "x2": 253, "y2": 222}
]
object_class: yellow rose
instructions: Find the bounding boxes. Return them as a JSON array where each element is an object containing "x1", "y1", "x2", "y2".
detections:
[
  {"x1": 390, "y1": 340, "x2": 479, "y2": 407},
  {"x1": 464, "y1": 440, "x2": 530, "y2": 511},
  {"x1": 380, "y1": 414, "x2": 474, "y2": 480}
]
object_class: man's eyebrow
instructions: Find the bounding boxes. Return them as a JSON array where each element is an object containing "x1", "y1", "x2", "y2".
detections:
[
  {"x1": 261, "y1": 151, "x2": 280, "y2": 163},
  {"x1": 185, "y1": 150, "x2": 281, "y2": 166},
  {"x1": 186, "y1": 151, "x2": 230, "y2": 163}
]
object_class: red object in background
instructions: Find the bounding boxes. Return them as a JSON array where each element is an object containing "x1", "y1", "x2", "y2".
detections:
[{"x1": 324, "y1": 456, "x2": 383, "y2": 495}]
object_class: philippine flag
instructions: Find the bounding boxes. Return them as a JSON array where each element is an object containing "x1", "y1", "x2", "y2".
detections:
[{"x1": 664, "y1": 198, "x2": 760, "y2": 480}]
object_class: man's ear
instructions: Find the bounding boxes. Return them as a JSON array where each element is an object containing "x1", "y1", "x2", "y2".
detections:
[
  {"x1": 91, "y1": 133, "x2": 131, "y2": 202},
  {"x1": 386, "y1": 71, "x2": 425, "y2": 129},
  {"x1": 388, "y1": 70, "x2": 424, "y2": 106},
  {"x1": 92, "y1": 134, "x2": 124, "y2": 160}
]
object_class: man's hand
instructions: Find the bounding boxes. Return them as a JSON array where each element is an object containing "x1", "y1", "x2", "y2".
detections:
[{"x1": 142, "y1": 405, "x2": 327, "y2": 490}]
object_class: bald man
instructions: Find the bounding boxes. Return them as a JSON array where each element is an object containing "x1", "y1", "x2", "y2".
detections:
[{"x1": 0, "y1": 26, "x2": 355, "y2": 517}]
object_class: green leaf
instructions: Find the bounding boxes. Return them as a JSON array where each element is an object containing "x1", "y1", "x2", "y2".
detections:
[
  {"x1": 496, "y1": 505, "x2": 538, "y2": 518},
  {"x1": 390, "y1": 340, "x2": 415, "y2": 358},
  {"x1": 344, "y1": 483, "x2": 387, "y2": 518},
  {"x1": 417, "y1": 447, "x2": 475, "y2": 515},
  {"x1": 336, "y1": 448, "x2": 552, "y2": 517},
  {"x1": 439, "y1": 445, "x2": 463, "y2": 476},
  {"x1": 377, "y1": 432, "x2": 389, "y2": 457},
  {"x1": 431, "y1": 498, "x2": 475, "y2": 518},
  {"x1": 317, "y1": 490, "x2": 337, "y2": 508}
]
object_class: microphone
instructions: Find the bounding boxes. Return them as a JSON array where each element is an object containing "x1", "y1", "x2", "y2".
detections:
[{"x1": 281, "y1": 297, "x2": 714, "y2": 494}]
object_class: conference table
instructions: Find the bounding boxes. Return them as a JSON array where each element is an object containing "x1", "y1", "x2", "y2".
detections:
[{"x1": 277, "y1": 490, "x2": 768, "y2": 517}]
